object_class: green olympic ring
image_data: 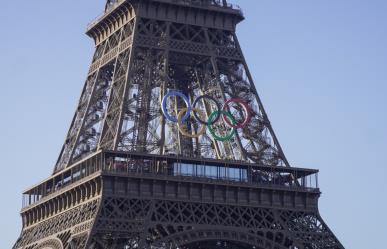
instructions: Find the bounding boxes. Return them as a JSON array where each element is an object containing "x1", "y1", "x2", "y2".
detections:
[{"x1": 207, "y1": 110, "x2": 237, "y2": 141}]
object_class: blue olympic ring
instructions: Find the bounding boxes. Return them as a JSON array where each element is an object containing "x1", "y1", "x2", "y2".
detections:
[{"x1": 162, "y1": 91, "x2": 191, "y2": 123}]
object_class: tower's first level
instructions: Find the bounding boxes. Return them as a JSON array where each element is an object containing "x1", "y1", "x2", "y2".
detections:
[{"x1": 14, "y1": 151, "x2": 343, "y2": 249}]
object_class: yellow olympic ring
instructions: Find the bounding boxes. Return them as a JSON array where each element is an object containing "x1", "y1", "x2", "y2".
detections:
[{"x1": 177, "y1": 108, "x2": 207, "y2": 138}]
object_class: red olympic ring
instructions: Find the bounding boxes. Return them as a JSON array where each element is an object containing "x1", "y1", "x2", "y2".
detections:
[{"x1": 222, "y1": 98, "x2": 251, "y2": 129}]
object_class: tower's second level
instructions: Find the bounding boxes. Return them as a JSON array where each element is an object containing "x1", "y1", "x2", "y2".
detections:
[{"x1": 21, "y1": 151, "x2": 319, "y2": 221}]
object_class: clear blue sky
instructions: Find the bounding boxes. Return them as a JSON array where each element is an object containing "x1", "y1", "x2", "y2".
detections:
[{"x1": 1, "y1": 0, "x2": 386, "y2": 248}]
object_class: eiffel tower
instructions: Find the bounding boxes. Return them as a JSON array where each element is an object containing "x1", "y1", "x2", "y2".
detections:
[{"x1": 13, "y1": 0, "x2": 345, "y2": 248}]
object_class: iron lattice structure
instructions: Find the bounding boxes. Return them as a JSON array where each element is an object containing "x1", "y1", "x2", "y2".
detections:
[{"x1": 14, "y1": 1, "x2": 345, "y2": 249}]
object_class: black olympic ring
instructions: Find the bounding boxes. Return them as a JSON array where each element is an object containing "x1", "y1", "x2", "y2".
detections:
[{"x1": 192, "y1": 95, "x2": 221, "y2": 125}]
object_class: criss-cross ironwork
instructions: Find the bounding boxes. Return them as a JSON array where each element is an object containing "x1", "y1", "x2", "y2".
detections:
[{"x1": 13, "y1": 1, "x2": 344, "y2": 249}]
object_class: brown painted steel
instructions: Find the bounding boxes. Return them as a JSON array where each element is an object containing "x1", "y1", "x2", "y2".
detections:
[{"x1": 13, "y1": 1, "x2": 344, "y2": 249}]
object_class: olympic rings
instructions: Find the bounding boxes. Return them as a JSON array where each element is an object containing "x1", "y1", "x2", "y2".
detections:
[
  {"x1": 208, "y1": 111, "x2": 236, "y2": 141},
  {"x1": 177, "y1": 108, "x2": 207, "y2": 138},
  {"x1": 192, "y1": 95, "x2": 221, "y2": 125},
  {"x1": 161, "y1": 91, "x2": 252, "y2": 141},
  {"x1": 222, "y1": 98, "x2": 251, "y2": 129},
  {"x1": 162, "y1": 91, "x2": 191, "y2": 123}
]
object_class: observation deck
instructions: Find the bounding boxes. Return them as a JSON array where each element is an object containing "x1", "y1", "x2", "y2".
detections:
[
  {"x1": 87, "y1": 0, "x2": 244, "y2": 33},
  {"x1": 21, "y1": 151, "x2": 320, "y2": 210}
]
